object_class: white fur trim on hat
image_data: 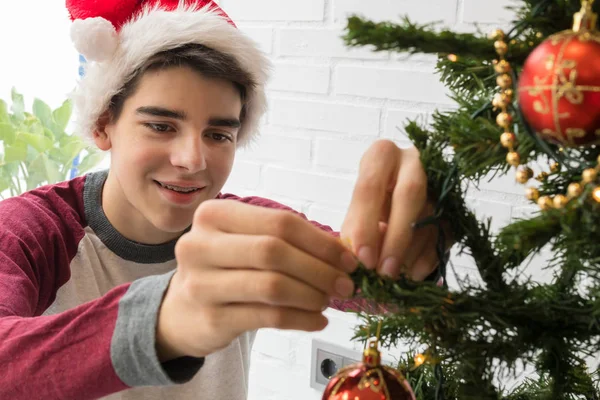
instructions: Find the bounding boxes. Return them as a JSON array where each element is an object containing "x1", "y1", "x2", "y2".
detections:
[
  {"x1": 71, "y1": 3, "x2": 271, "y2": 148},
  {"x1": 71, "y1": 17, "x2": 119, "y2": 62}
]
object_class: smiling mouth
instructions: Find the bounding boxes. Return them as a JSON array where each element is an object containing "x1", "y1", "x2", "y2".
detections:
[{"x1": 154, "y1": 180, "x2": 202, "y2": 193}]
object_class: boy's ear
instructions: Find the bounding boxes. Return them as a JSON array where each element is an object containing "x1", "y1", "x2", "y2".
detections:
[{"x1": 93, "y1": 111, "x2": 113, "y2": 151}]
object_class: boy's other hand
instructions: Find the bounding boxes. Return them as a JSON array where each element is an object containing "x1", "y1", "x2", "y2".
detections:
[
  {"x1": 341, "y1": 140, "x2": 451, "y2": 282},
  {"x1": 156, "y1": 200, "x2": 359, "y2": 361}
]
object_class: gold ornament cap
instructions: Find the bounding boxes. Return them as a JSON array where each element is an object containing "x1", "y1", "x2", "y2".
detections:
[
  {"x1": 363, "y1": 340, "x2": 382, "y2": 368},
  {"x1": 574, "y1": 0, "x2": 598, "y2": 32}
]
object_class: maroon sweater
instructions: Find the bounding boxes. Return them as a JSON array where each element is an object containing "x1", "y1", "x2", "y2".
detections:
[{"x1": 0, "y1": 170, "x2": 365, "y2": 399}]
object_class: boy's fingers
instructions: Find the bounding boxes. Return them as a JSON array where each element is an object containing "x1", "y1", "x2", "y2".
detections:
[
  {"x1": 341, "y1": 140, "x2": 401, "y2": 269},
  {"x1": 378, "y1": 148, "x2": 428, "y2": 278},
  {"x1": 222, "y1": 304, "x2": 329, "y2": 335},
  {"x1": 196, "y1": 270, "x2": 329, "y2": 312},
  {"x1": 177, "y1": 231, "x2": 355, "y2": 299},
  {"x1": 407, "y1": 242, "x2": 441, "y2": 281},
  {"x1": 192, "y1": 199, "x2": 356, "y2": 273}
]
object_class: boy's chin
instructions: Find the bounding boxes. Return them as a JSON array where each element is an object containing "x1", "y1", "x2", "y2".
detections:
[{"x1": 149, "y1": 214, "x2": 194, "y2": 238}]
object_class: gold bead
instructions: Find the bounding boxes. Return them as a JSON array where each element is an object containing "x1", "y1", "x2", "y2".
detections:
[
  {"x1": 494, "y1": 40, "x2": 508, "y2": 56},
  {"x1": 497, "y1": 73, "x2": 513, "y2": 89},
  {"x1": 496, "y1": 112, "x2": 513, "y2": 129},
  {"x1": 493, "y1": 93, "x2": 510, "y2": 109},
  {"x1": 516, "y1": 167, "x2": 533, "y2": 184},
  {"x1": 550, "y1": 162, "x2": 560, "y2": 172},
  {"x1": 490, "y1": 29, "x2": 506, "y2": 40},
  {"x1": 593, "y1": 187, "x2": 600, "y2": 203},
  {"x1": 494, "y1": 59, "x2": 512, "y2": 74},
  {"x1": 567, "y1": 182, "x2": 583, "y2": 198},
  {"x1": 582, "y1": 168, "x2": 598, "y2": 184},
  {"x1": 447, "y1": 54, "x2": 458, "y2": 62},
  {"x1": 500, "y1": 132, "x2": 516, "y2": 148},
  {"x1": 507, "y1": 151, "x2": 520, "y2": 166},
  {"x1": 597, "y1": 154, "x2": 600, "y2": 166},
  {"x1": 526, "y1": 187, "x2": 540, "y2": 201},
  {"x1": 535, "y1": 32, "x2": 543, "y2": 38},
  {"x1": 553, "y1": 194, "x2": 568, "y2": 208},
  {"x1": 537, "y1": 196, "x2": 553, "y2": 210},
  {"x1": 536, "y1": 172, "x2": 549, "y2": 182}
]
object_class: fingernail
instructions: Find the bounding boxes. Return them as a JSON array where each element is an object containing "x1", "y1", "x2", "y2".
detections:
[
  {"x1": 335, "y1": 277, "x2": 355, "y2": 298},
  {"x1": 358, "y1": 246, "x2": 376, "y2": 269},
  {"x1": 381, "y1": 257, "x2": 399, "y2": 278},
  {"x1": 340, "y1": 251, "x2": 359, "y2": 273}
]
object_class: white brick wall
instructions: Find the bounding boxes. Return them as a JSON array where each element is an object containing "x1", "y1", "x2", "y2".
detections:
[
  {"x1": 0, "y1": 1, "x2": 541, "y2": 399},
  {"x1": 216, "y1": 1, "x2": 529, "y2": 399},
  {"x1": 270, "y1": 98, "x2": 381, "y2": 135},
  {"x1": 221, "y1": 0, "x2": 325, "y2": 21}
]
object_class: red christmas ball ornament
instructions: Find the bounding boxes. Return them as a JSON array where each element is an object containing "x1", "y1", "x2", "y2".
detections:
[
  {"x1": 518, "y1": 2, "x2": 600, "y2": 147},
  {"x1": 322, "y1": 340, "x2": 415, "y2": 400}
]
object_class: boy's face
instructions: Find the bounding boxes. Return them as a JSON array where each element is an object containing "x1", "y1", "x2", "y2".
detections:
[{"x1": 96, "y1": 66, "x2": 242, "y2": 242}]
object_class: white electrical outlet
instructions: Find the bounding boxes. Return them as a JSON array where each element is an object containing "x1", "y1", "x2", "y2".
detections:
[{"x1": 310, "y1": 339, "x2": 362, "y2": 391}]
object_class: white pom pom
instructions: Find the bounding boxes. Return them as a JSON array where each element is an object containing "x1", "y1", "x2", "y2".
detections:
[{"x1": 71, "y1": 17, "x2": 119, "y2": 62}]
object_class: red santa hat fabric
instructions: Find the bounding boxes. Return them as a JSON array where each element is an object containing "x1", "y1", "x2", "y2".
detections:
[{"x1": 65, "y1": 0, "x2": 270, "y2": 147}]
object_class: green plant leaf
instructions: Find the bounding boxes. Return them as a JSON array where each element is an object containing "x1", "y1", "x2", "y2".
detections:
[
  {"x1": 0, "y1": 100, "x2": 8, "y2": 122},
  {"x1": 10, "y1": 88, "x2": 25, "y2": 121},
  {"x1": 32, "y1": 98, "x2": 53, "y2": 129},
  {"x1": 25, "y1": 170, "x2": 45, "y2": 191},
  {"x1": 52, "y1": 99, "x2": 72, "y2": 135},
  {"x1": 19, "y1": 132, "x2": 54, "y2": 153},
  {"x1": 2, "y1": 162, "x2": 19, "y2": 177},
  {"x1": 59, "y1": 139, "x2": 86, "y2": 164},
  {"x1": 0, "y1": 123, "x2": 16, "y2": 145},
  {"x1": 25, "y1": 154, "x2": 64, "y2": 190},
  {"x1": 0, "y1": 175, "x2": 10, "y2": 193},
  {"x1": 76, "y1": 151, "x2": 105, "y2": 175},
  {"x1": 43, "y1": 128, "x2": 55, "y2": 144},
  {"x1": 4, "y1": 142, "x2": 27, "y2": 163},
  {"x1": 41, "y1": 154, "x2": 64, "y2": 183},
  {"x1": 23, "y1": 116, "x2": 44, "y2": 135}
]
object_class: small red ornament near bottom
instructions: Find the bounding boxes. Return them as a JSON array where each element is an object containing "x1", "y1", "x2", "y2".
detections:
[{"x1": 321, "y1": 339, "x2": 415, "y2": 400}]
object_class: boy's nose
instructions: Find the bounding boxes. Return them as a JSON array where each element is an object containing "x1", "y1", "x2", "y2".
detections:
[{"x1": 171, "y1": 135, "x2": 207, "y2": 172}]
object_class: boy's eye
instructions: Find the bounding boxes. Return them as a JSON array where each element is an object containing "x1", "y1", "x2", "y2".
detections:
[
  {"x1": 144, "y1": 123, "x2": 173, "y2": 133},
  {"x1": 209, "y1": 132, "x2": 233, "y2": 142}
]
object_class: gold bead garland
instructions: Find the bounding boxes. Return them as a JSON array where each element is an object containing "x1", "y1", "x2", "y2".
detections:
[
  {"x1": 489, "y1": 28, "x2": 600, "y2": 211},
  {"x1": 492, "y1": 30, "x2": 523, "y2": 177}
]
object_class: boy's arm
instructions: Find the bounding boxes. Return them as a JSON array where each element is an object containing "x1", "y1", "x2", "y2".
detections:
[{"x1": 0, "y1": 191, "x2": 202, "y2": 400}]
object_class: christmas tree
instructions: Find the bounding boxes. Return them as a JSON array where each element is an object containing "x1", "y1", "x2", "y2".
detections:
[{"x1": 330, "y1": 1, "x2": 600, "y2": 399}]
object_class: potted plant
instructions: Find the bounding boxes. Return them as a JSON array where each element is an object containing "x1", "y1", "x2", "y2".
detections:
[{"x1": 0, "y1": 88, "x2": 104, "y2": 199}]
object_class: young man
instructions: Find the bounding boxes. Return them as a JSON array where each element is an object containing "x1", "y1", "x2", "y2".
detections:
[{"x1": 0, "y1": 0, "x2": 444, "y2": 399}]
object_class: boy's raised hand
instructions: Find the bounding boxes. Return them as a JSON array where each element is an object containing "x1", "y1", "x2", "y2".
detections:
[
  {"x1": 156, "y1": 200, "x2": 358, "y2": 361},
  {"x1": 341, "y1": 140, "x2": 445, "y2": 281}
]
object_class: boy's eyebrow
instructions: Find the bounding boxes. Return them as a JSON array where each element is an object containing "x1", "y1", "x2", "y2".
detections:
[
  {"x1": 208, "y1": 118, "x2": 241, "y2": 129},
  {"x1": 136, "y1": 106, "x2": 240, "y2": 128},
  {"x1": 136, "y1": 106, "x2": 187, "y2": 120}
]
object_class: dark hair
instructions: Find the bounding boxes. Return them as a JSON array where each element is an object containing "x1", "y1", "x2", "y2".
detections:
[{"x1": 108, "y1": 43, "x2": 256, "y2": 122}]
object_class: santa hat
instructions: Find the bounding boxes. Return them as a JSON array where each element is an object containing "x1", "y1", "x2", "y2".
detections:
[{"x1": 65, "y1": 0, "x2": 271, "y2": 147}]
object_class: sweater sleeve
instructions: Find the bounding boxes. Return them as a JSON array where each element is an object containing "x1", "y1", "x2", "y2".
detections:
[
  {"x1": 0, "y1": 182, "x2": 201, "y2": 399},
  {"x1": 0, "y1": 182, "x2": 129, "y2": 399}
]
